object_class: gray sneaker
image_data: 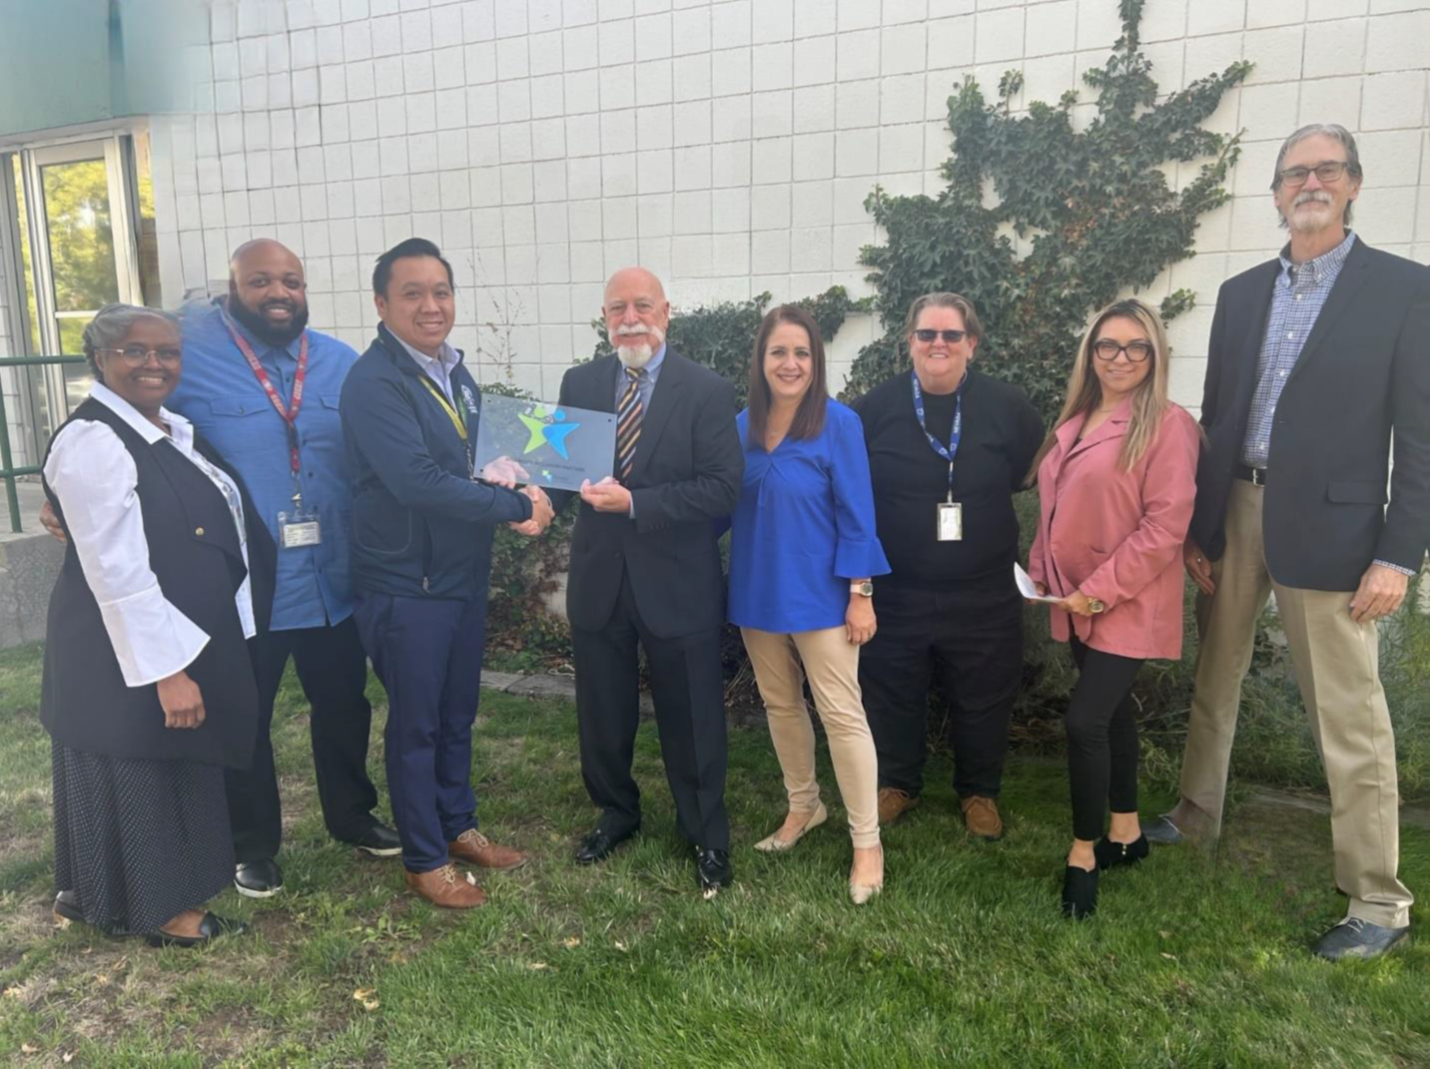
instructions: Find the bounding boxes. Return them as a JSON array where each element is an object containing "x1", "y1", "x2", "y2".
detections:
[
  {"x1": 1311, "y1": 917, "x2": 1410, "y2": 961},
  {"x1": 1142, "y1": 814, "x2": 1184, "y2": 845}
]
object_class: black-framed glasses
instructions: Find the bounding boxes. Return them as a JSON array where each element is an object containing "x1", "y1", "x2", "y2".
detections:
[
  {"x1": 1276, "y1": 161, "x2": 1348, "y2": 188},
  {"x1": 913, "y1": 329, "x2": 968, "y2": 344},
  {"x1": 1092, "y1": 339, "x2": 1153, "y2": 363},
  {"x1": 97, "y1": 346, "x2": 183, "y2": 366}
]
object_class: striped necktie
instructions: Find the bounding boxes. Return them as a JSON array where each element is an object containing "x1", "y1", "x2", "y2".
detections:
[{"x1": 616, "y1": 366, "x2": 645, "y2": 480}]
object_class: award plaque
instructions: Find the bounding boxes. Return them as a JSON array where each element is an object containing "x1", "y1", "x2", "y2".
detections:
[{"x1": 473, "y1": 393, "x2": 616, "y2": 492}]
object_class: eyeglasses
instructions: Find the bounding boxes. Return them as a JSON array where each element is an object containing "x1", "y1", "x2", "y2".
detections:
[
  {"x1": 1092, "y1": 339, "x2": 1153, "y2": 363},
  {"x1": 913, "y1": 329, "x2": 968, "y2": 344},
  {"x1": 1276, "y1": 161, "x2": 1348, "y2": 188},
  {"x1": 97, "y1": 346, "x2": 183, "y2": 366}
]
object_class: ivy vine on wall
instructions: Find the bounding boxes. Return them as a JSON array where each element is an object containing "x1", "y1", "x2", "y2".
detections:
[{"x1": 845, "y1": 0, "x2": 1252, "y2": 418}]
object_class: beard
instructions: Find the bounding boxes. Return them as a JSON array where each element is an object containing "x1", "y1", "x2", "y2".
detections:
[
  {"x1": 613, "y1": 324, "x2": 664, "y2": 369},
  {"x1": 1286, "y1": 191, "x2": 1336, "y2": 233},
  {"x1": 227, "y1": 284, "x2": 309, "y2": 347}
]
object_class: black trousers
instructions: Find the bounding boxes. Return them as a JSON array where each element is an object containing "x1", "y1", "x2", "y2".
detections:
[
  {"x1": 227, "y1": 615, "x2": 381, "y2": 863},
  {"x1": 1065, "y1": 636, "x2": 1144, "y2": 842},
  {"x1": 859, "y1": 582, "x2": 1022, "y2": 799},
  {"x1": 571, "y1": 568, "x2": 730, "y2": 851}
]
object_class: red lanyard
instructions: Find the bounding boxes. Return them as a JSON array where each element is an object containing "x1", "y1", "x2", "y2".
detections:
[{"x1": 221, "y1": 307, "x2": 309, "y2": 487}]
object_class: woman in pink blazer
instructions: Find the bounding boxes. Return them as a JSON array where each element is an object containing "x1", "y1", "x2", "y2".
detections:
[{"x1": 1026, "y1": 298, "x2": 1200, "y2": 919}]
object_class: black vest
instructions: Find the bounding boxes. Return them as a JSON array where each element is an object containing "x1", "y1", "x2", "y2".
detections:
[{"x1": 40, "y1": 398, "x2": 271, "y2": 769}]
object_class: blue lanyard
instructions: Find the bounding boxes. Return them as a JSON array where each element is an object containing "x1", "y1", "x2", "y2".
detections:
[{"x1": 911, "y1": 370, "x2": 964, "y2": 501}]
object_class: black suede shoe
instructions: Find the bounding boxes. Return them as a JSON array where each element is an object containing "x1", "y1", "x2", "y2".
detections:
[
  {"x1": 574, "y1": 825, "x2": 639, "y2": 865},
  {"x1": 145, "y1": 912, "x2": 247, "y2": 949},
  {"x1": 1094, "y1": 834, "x2": 1149, "y2": 870},
  {"x1": 695, "y1": 846, "x2": 732, "y2": 898},
  {"x1": 1061, "y1": 865, "x2": 1098, "y2": 919},
  {"x1": 350, "y1": 823, "x2": 402, "y2": 858},
  {"x1": 234, "y1": 859, "x2": 283, "y2": 898}
]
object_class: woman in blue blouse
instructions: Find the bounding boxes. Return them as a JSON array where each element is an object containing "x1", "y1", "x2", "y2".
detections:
[{"x1": 727, "y1": 305, "x2": 891, "y2": 903}]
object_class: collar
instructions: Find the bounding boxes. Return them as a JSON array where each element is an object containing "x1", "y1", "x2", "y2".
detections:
[
  {"x1": 1278, "y1": 229, "x2": 1356, "y2": 286},
  {"x1": 381, "y1": 323, "x2": 463, "y2": 377},
  {"x1": 216, "y1": 297, "x2": 305, "y2": 361},
  {"x1": 618, "y1": 342, "x2": 667, "y2": 378},
  {"x1": 90, "y1": 381, "x2": 193, "y2": 449}
]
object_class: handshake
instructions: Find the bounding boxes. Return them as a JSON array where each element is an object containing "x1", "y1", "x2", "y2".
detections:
[{"x1": 479, "y1": 457, "x2": 554, "y2": 537}]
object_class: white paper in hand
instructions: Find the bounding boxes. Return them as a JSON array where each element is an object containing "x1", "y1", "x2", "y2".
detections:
[{"x1": 1015, "y1": 562, "x2": 1061, "y2": 603}]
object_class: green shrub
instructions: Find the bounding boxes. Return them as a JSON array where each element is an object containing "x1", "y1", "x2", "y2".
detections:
[{"x1": 844, "y1": 0, "x2": 1250, "y2": 419}]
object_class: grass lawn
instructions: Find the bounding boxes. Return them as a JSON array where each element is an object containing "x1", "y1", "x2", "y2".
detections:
[{"x1": 0, "y1": 642, "x2": 1427, "y2": 1068}]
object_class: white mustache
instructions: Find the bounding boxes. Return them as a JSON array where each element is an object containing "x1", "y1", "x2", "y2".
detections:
[
  {"x1": 615, "y1": 323, "x2": 659, "y2": 338},
  {"x1": 1294, "y1": 191, "x2": 1332, "y2": 207}
]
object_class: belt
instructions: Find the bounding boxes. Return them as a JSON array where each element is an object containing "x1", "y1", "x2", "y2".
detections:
[{"x1": 1234, "y1": 464, "x2": 1268, "y2": 486}]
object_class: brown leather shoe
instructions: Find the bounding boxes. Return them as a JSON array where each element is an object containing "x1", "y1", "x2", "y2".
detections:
[
  {"x1": 405, "y1": 864, "x2": 486, "y2": 908},
  {"x1": 877, "y1": 787, "x2": 920, "y2": 825},
  {"x1": 448, "y1": 829, "x2": 528, "y2": 870},
  {"x1": 960, "y1": 795, "x2": 1003, "y2": 841}
]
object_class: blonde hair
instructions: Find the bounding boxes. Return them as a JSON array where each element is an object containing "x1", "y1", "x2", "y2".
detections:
[{"x1": 1029, "y1": 298, "x2": 1171, "y2": 479}]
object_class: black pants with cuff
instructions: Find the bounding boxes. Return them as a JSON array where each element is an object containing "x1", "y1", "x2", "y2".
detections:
[{"x1": 1065, "y1": 635, "x2": 1144, "y2": 843}]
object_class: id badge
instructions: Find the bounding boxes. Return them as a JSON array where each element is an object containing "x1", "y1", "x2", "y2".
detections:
[
  {"x1": 937, "y1": 501, "x2": 963, "y2": 542},
  {"x1": 278, "y1": 507, "x2": 322, "y2": 548}
]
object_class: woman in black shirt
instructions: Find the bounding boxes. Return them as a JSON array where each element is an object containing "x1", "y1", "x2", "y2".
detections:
[{"x1": 853, "y1": 293, "x2": 1043, "y2": 839}]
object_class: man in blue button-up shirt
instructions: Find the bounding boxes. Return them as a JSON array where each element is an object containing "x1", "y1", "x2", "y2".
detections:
[
  {"x1": 169, "y1": 239, "x2": 400, "y2": 896},
  {"x1": 1146, "y1": 125, "x2": 1430, "y2": 962}
]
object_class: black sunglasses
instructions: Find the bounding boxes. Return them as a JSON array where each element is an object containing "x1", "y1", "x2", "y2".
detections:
[{"x1": 913, "y1": 329, "x2": 968, "y2": 344}]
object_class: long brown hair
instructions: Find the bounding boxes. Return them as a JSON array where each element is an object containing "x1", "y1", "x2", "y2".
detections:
[
  {"x1": 1028, "y1": 298, "x2": 1172, "y2": 479},
  {"x1": 745, "y1": 304, "x2": 828, "y2": 449}
]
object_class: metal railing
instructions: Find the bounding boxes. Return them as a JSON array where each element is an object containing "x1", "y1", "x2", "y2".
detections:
[{"x1": 0, "y1": 354, "x2": 86, "y2": 533}]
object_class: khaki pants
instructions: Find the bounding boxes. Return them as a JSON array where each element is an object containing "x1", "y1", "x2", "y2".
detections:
[
  {"x1": 741, "y1": 626, "x2": 880, "y2": 848},
  {"x1": 1180, "y1": 479, "x2": 1412, "y2": 927}
]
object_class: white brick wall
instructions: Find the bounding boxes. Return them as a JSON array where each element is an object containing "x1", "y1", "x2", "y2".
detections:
[{"x1": 60, "y1": 1, "x2": 1430, "y2": 403}]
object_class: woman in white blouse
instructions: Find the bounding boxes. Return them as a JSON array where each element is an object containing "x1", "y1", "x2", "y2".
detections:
[{"x1": 41, "y1": 303, "x2": 271, "y2": 947}]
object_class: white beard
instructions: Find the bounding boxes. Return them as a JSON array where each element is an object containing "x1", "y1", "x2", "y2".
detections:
[{"x1": 616, "y1": 342, "x2": 654, "y2": 369}]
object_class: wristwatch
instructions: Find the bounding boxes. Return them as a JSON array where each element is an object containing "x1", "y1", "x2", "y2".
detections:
[
  {"x1": 850, "y1": 581, "x2": 874, "y2": 597},
  {"x1": 1086, "y1": 597, "x2": 1105, "y2": 614}
]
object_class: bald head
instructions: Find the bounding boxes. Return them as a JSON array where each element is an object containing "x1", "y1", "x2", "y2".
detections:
[
  {"x1": 602, "y1": 266, "x2": 670, "y2": 370},
  {"x1": 228, "y1": 238, "x2": 309, "y2": 346}
]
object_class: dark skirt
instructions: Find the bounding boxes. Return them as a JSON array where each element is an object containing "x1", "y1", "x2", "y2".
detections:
[{"x1": 51, "y1": 743, "x2": 235, "y2": 935}]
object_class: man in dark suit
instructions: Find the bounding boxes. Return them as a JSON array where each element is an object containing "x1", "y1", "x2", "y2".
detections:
[
  {"x1": 1145, "y1": 124, "x2": 1430, "y2": 960},
  {"x1": 548, "y1": 267, "x2": 743, "y2": 895}
]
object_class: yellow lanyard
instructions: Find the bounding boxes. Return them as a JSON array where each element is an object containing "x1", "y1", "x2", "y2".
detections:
[{"x1": 419, "y1": 376, "x2": 467, "y2": 441}]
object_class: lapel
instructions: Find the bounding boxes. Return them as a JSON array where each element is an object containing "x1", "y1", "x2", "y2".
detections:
[
  {"x1": 1284, "y1": 236, "x2": 1373, "y2": 389},
  {"x1": 627, "y1": 351, "x2": 684, "y2": 485},
  {"x1": 1063, "y1": 400, "x2": 1130, "y2": 466},
  {"x1": 1230, "y1": 260, "x2": 1281, "y2": 417}
]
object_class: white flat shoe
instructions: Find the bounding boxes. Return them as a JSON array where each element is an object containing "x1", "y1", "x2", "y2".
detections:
[
  {"x1": 753, "y1": 802, "x2": 828, "y2": 852},
  {"x1": 849, "y1": 845, "x2": 884, "y2": 905},
  {"x1": 849, "y1": 879, "x2": 883, "y2": 905}
]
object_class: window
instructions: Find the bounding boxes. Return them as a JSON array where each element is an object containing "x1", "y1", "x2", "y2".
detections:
[{"x1": 1, "y1": 129, "x2": 159, "y2": 465}]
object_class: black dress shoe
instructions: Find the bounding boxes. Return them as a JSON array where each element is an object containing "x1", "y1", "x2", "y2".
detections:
[
  {"x1": 695, "y1": 846, "x2": 732, "y2": 897},
  {"x1": 350, "y1": 823, "x2": 403, "y2": 858},
  {"x1": 234, "y1": 859, "x2": 283, "y2": 898},
  {"x1": 145, "y1": 912, "x2": 247, "y2": 948},
  {"x1": 1312, "y1": 917, "x2": 1411, "y2": 961},
  {"x1": 1061, "y1": 865, "x2": 1098, "y2": 920},
  {"x1": 1093, "y1": 834, "x2": 1149, "y2": 870},
  {"x1": 574, "y1": 825, "x2": 638, "y2": 865},
  {"x1": 52, "y1": 891, "x2": 124, "y2": 938}
]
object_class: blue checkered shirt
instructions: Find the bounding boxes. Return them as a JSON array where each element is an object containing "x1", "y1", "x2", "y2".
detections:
[{"x1": 1241, "y1": 231, "x2": 1412, "y2": 576}]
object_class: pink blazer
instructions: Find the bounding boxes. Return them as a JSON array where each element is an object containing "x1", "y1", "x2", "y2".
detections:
[{"x1": 1027, "y1": 401, "x2": 1200, "y2": 660}]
